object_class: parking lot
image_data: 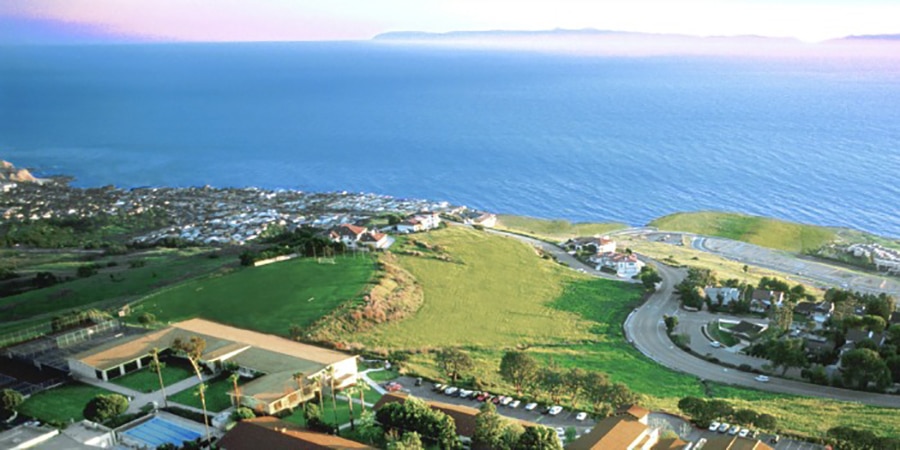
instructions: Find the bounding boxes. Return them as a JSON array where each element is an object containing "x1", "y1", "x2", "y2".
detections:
[{"x1": 388, "y1": 376, "x2": 595, "y2": 438}]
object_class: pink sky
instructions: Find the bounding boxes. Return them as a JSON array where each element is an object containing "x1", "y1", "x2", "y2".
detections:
[{"x1": 3, "y1": 0, "x2": 900, "y2": 43}]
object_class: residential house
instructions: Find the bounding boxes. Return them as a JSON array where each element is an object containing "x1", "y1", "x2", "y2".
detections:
[
  {"x1": 704, "y1": 287, "x2": 742, "y2": 306},
  {"x1": 793, "y1": 301, "x2": 834, "y2": 329},
  {"x1": 591, "y1": 252, "x2": 645, "y2": 278},
  {"x1": 567, "y1": 236, "x2": 617, "y2": 255},
  {"x1": 701, "y1": 435, "x2": 774, "y2": 450},
  {"x1": 69, "y1": 319, "x2": 359, "y2": 416},
  {"x1": 566, "y1": 405, "x2": 689, "y2": 450},
  {"x1": 750, "y1": 290, "x2": 784, "y2": 313},
  {"x1": 464, "y1": 212, "x2": 497, "y2": 228},
  {"x1": 890, "y1": 311, "x2": 900, "y2": 326},
  {"x1": 396, "y1": 212, "x2": 442, "y2": 233},
  {"x1": 844, "y1": 328, "x2": 885, "y2": 348},
  {"x1": 359, "y1": 230, "x2": 391, "y2": 249},
  {"x1": 803, "y1": 334, "x2": 836, "y2": 356},
  {"x1": 218, "y1": 417, "x2": 375, "y2": 450},
  {"x1": 328, "y1": 224, "x2": 368, "y2": 246}
]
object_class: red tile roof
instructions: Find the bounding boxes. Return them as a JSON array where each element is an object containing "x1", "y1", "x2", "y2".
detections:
[{"x1": 218, "y1": 417, "x2": 375, "y2": 450}]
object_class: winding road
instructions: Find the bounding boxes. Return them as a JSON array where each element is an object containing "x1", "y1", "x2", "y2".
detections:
[{"x1": 486, "y1": 226, "x2": 900, "y2": 408}]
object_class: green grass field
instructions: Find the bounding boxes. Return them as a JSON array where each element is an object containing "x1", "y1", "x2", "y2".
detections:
[
  {"x1": 110, "y1": 364, "x2": 194, "y2": 393},
  {"x1": 354, "y1": 226, "x2": 595, "y2": 349},
  {"x1": 371, "y1": 226, "x2": 899, "y2": 439},
  {"x1": 495, "y1": 215, "x2": 627, "y2": 242},
  {"x1": 0, "y1": 248, "x2": 232, "y2": 323},
  {"x1": 19, "y1": 383, "x2": 113, "y2": 425},
  {"x1": 649, "y1": 212, "x2": 838, "y2": 253},
  {"x1": 282, "y1": 399, "x2": 366, "y2": 427},
  {"x1": 136, "y1": 255, "x2": 374, "y2": 336},
  {"x1": 169, "y1": 375, "x2": 239, "y2": 413}
]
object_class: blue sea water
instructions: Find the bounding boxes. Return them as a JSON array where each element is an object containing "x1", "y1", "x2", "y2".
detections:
[{"x1": 1, "y1": 42, "x2": 899, "y2": 236}]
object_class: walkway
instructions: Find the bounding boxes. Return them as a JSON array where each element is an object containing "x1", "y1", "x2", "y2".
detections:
[{"x1": 76, "y1": 372, "x2": 213, "y2": 414}]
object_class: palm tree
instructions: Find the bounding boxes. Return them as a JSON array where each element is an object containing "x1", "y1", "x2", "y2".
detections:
[
  {"x1": 343, "y1": 385, "x2": 357, "y2": 430},
  {"x1": 292, "y1": 372, "x2": 306, "y2": 406},
  {"x1": 325, "y1": 366, "x2": 339, "y2": 426},
  {"x1": 355, "y1": 377, "x2": 371, "y2": 413},
  {"x1": 173, "y1": 336, "x2": 211, "y2": 443},
  {"x1": 149, "y1": 348, "x2": 168, "y2": 407},
  {"x1": 311, "y1": 373, "x2": 325, "y2": 406},
  {"x1": 229, "y1": 373, "x2": 241, "y2": 407}
]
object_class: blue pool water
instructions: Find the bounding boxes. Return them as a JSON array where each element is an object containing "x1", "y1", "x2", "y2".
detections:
[{"x1": 122, "y1": 416, "x2": 202, "y2": 448}]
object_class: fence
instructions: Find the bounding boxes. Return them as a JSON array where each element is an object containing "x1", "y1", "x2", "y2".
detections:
[{"x1": 56, "y1": 319, "x2": 121, "y2": 348}]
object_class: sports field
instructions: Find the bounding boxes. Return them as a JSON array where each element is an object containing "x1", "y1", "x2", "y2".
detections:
[{"x1": 137, "y1": 255, "x2": 374, "y2": 336}]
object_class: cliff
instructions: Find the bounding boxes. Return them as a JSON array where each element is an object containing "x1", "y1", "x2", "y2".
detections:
[{"x1": 1, "y1": 160, "x2": 41, "y2": 183}]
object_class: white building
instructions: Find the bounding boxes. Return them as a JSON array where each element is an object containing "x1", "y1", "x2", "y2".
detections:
[{"x1": 591, "y1": 252, "x2": 645, "y2": 278}]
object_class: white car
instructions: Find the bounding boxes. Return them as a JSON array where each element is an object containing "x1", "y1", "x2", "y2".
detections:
[
  {"x1": 501, "y1": 396, "x2": 513, "y2": 406},
  {"x1": 458, "y1": 389, "x2": 473, "y2": 398},
  {"x1": 708, "y1": 421, "x2": 721, "y2": 432},
  {"x1": 710, "y1": 340, "x2": 722, "y2": 348},
  {"x1": 575, "y1": 412, "x2": 588, "y2": 421},
  {"x1": 548, "y1": 405, "x2": 563, "y2": 416},
  {"x1": 509, "y1": 400, "x2": 521, "y2": 408},
  {"x1": 754, "y1": 375, "x2": 770, "y2": 383},
  {"x1": 718, "y1": 423, "x2": 730, "y2": 433},
  {"x1": 443, "y1": 386, "x2": 458, "y2": 396},
  {"x1": 524, "y1": 402, "x2": 538, "y2": 411},
  {"x1": 738, "y1": 428, "x2": 750, "y2": 438},
  {"x1": 728, "y1": 425, "x2": 740, "y2": 435}
]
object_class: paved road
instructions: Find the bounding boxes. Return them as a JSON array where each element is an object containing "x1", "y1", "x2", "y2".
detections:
[{"x1": 484, "y1": 226, "x2": 900, "y2": 408}]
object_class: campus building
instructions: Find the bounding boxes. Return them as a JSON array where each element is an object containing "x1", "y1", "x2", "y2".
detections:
[{"x1": 68, "y1": 319, "x2": 358, "y2": 415}]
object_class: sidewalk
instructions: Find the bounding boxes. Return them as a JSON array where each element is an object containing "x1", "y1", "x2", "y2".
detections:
[{"x1": 75, "y1": 372, "x2": 213, "y2": 414}]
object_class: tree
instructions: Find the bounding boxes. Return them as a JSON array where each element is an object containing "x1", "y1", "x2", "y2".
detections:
[
  {"x1": 436, "y1": 348, "x2": 474, "y2": 383},
  {"x1": 344, "y1": 384, "x2": 358, "y2": 430},
  {"x1": 770, "y1": 304, "x2": 793, "y2": 333},
  {"x1": 678, "y1": 396, "x2": 732, "y2": 428},
  {"x1": 83, "y1": 393, "x2": 128, "y2": 423},
  {"x1": 239, "y1": 251, "x2": 255, "y2": 266},
  {"x1": 498, "y1": 422, "x2": 526, "y2": 450},
  {"x1": 639, "y1": 266, "x2": 662, "y2": 290},
  {"x1": 76, "y1": 264, "x2": 98, "y2": 278},
  {"x1": 515, "y1": 426, "x2": 563, "y2": 450},
  {"x1": 862, "y1": 315, "x2": 887, "y2": 333},
  {"x1": 311, "y1": 373, "x2": 325, "y2": 407},
  {"x1": 603, "y1": 382, "x2": 639, "y2": 409},
  {"x1": 172, "y1": 336, "x2": 211, "y2": 442},
  {"x1": 755, "y1": 413, "x2": 778, "y2": 430},
  {"x1": 583, "y1": 371, "x2": 612, "y2": 413},
  {"x1": 499, "y1": 351, "x2": 538, "y2": 396},
  {"x1": 325, "y1": 366, "x2": 339, "y2": 427},
  {"x1": 537, "y1": 367, "x2": 566, "y2": 404},
  {"x1": 356, "y1": 410, "x2": 384, "y2": 445},
  {"x1": 865, "y1": 294, "x2": 895, "y2": 322},
  {"x1": 474, "y1": 401, "x2": 505, "y2": 449},
  {"x1": 732, "y1": 409, "x2": 759, "y2": 426},
  {"x1": 663, "y1": 315, "x2": 679, "y2": 334},
  {"x1": 0, "y1": 389, "x2": 24, "y2": 420},
  {"x1": 138, "y1": 312, "x2": 156, "y2": 325},
  {"x1": 886, "y1": 355, "x2": 900, "y2": 384},
  {"x1": 232, "y1": 407, "x2": 255, "y2": 421},
  {"x1": 766, "y1": 339, "x2": 808, "y2": 375},
  {"x1": 356, "y1": 377, "x2": 371, "y2": 413},
  {"x1": 230, "y1": 373, "x2": 242, "y2": 407},
  {"x1": 564, "y1": 367, "x2": 587, "y2": 406},
  {"x1": 376, "y1": 396, "x2": 459, "y2": 449},
  {"x1": 841, "y1": 348, "x2": 892, "y2": 391},
  {"x1": 388, "y1": 431, "x2": 424, "y2": 450},
  {"x1": 149, "y1": 348, "x2": 168, "y2": 407}
]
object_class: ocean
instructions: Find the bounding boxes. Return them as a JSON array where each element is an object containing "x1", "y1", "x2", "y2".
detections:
[{"x1": 1, "y1": 42, "x2": 899, "y2": 237}]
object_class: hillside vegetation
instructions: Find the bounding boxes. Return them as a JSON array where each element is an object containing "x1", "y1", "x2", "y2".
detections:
[
  {"x1": 365, "y1": 224, "x2": 898, "y2": 439},
  {"x1": 650, "y1": 212, "x2": 837, "y2": 252},
  {"x1": 495, "y1": 215, "x2": 626, "y2": 242}
]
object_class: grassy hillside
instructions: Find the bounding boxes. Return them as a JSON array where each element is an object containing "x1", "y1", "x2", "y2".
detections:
[
  {"x1": 354, "y1": 226, "x2": 599, "y2": 349},
  {"x1": 365, "y1": 224, "x2": 897, "y2": 439},
  {"x1": 650, "y1": 211, "x2": 838, "y2": 252},
  {"x1": 136, "y1": 255, "x2": 374, "y2": 336},
  {"x1": 495, "y1": 215, "x2": 627, "y2": 242}
]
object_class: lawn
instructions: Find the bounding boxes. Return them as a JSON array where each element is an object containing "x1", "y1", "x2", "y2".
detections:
[
  {"x1": 495, "y1": 215, "x2": 627, "y2": 243},
  {"x1": 649, "y1": 211, "x2": 837, "y2": 253},
  {"x1": 137, "y1": 255, "x2": 374, "y2": 336},
  {"x1": 19, "y1": 383, "x2": 113, "y2": 425},
  {"x1": 169, "y1": 375, "x2": 240, "y2": 413},
  {"x1": 282, "y1": 399, "x2": 366, "y2": 428},
  {"x1": 110, "y1": 364, "x2": 194, "y2": 393},
  {"x1": 364, "y1": 226, "x2": 899, "y2": 439},
  {"x1": 366, "y1": 369, "x2": 400, "y2": 383},
  {"x1": 0, "y1": 248, "x2": 232, "y2": 322},
  {"x1": 353, "y1": 226, "x2": 596, "y2": 348}
]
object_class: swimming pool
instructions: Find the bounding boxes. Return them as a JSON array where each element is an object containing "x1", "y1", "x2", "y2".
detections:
[{"x1": 121, "y1": 416, "x2": 203, "y2": 448}]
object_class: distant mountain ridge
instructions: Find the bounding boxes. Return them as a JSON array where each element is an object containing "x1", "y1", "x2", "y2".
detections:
[{"x1": 373, "y1": 28, "x2": 795, "y2": 43}]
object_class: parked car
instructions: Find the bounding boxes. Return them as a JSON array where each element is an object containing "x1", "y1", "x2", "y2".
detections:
[
  {"x1": 443, "y1": 386, "x2": 458, "y2": 396},
  {"x1": 710, "y1": 340, "x2": 722, "y2": 348},
  {"x1": 728, "y1": 425, "x2": 740, "y2": 435},
  {"x1": 738, "y1": 428, "x2": 750, "y2": 438},
  {"x1": 509, "y1": 400, "x2": 521, "y2": 408},
  {"x1": 541, "y1": 405, "x2": 552, "y2": 415},
  {"x1": 501, "y1": 396, "x2": 514, "y2": 406},
  {"x1": 754, "y1": 375, "x2": 770, "y2": 383},
  {"x1": 477, "y1": 392, "x2": 491, "y2": 402},
  {"x1": 492, "y1": 395, "x2": 503, "y2": 405},
  {"x1": 459, "y1": 389, "x2": 474, "y2": 399},
  {"x1": 718, "y1": 423, "x2": 730, "y2": 433},
  {"x1": 709, "y1": 421, "x2": 721, "y2": 432},
  {"x1": 524, "y1": 402, "x2": 538, "y2": 411},
  {"x1": 555, "y1": 427, "x2": 565, "y2": 439},
  {"x1": 575, "y1": 412, "x2": 588, "y2": 421},
  {"x1": 384, "y1": 381, "x2": 403, "y2": 392},
  {"x1": 433, "y1": 383, "x2": 444, "y2": 392},
  {"x1": 548, "y1": 406, "x2": 563, "y2": 416}
]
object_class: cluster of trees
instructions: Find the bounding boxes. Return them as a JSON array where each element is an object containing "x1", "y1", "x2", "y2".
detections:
[
  {"x1": 675, "y1": 268, "x2": 717, "y2": 309},
  {"x1": 375, "y1": 396, "x2": 461, "y2": 449},
  {"x1": 474, "y1": 402, "x2": 563, "y2": 450},
  {"x1": 826, "y1": 425, "x2": 900, "y2": 450},
  {"x1": 677, "y1": 396, "x2": 777, "y2": 430},
  {"x1": 239, "y1": 227, "x2": 346, "y2": 266},
  {"x1": 746, "y1": 338, "x2": 808, "y2": 375},
  {"x1": 0, "y1": 210, "x2": 170, "y2": 249},
  {"x1": 498, "y1": 351, "x2": 639, "y2": 416}
]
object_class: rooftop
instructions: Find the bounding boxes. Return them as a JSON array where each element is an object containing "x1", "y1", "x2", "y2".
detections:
[{"x1": 218, "y1": 417, "x2": 375, "y2": 450}]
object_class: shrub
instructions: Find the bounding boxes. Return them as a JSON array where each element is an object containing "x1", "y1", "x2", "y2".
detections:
[
  {"x1": 232, "y1": 407, "x2": 256, "y2": 421},
  {"x1": 1, "y1": 389, "x2": 24, "y2": 420},
  {"x1": 83, "y1": 394, "x2": 129, "y2": 423}
]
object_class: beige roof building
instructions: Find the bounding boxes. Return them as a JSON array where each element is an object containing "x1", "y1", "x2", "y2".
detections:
[
  {"x1": 566, "y1": 406, "x2": 690, "y2": 450},
  {"x1": 68, "y1": 319, "x2": 358, "y2": 415}
]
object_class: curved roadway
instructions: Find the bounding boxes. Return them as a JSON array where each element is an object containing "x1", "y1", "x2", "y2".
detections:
[{"x1": 485, "y1": 226, "x2": 900, "y2": 408}]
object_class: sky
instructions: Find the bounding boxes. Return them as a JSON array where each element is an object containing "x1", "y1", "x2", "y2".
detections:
[{"x1": 1, "y1": 0, "x2": 899, "y2": 44}]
